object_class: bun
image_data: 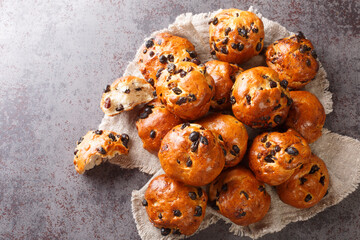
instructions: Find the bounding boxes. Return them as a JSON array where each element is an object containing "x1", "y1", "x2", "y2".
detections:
[
  {"x1": 248, "y1": 129, "x2": 311, "y2": 185},
  {"x1": 156, "y1": 62, "x2": 215, "y2": 120},
  {"x1": 158, "y1": 123, "x2": 225, "y2": 186},
  {"x1": 197, "y1": 113, "x2": 248, "y2": 167},
  {"x1": 277, "y1": 154, "x2": 329, "y2": 208},
  {"x1": 136, "y1": 99, "x2": 182, "y2": 153},
  {"x1": 100, "y1": 76, "x2": 154, "y2": 116},
  {"x1": 285, "y1": 91, "x2": 325, "y2": 143},
  {"x1": 209, "y1": 9, "x2": 264, "y2": 64},
  {"x1": 144, "y1": 174, "x2": 207, "y2": 236},
  {"x1": 266, "y1": 32, "x2": 319, "y2": 89},
  {"x1": 209, "y1": 167, "x2": 271, "y2": 225},
  {"x1": 73, "y1": 130, "x2": 129, "y2": 174},
  {"x1": 231, "y1": 66, "x2": 292, "y2": 128}
]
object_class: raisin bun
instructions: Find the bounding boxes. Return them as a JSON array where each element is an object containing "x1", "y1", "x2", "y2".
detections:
[
  {"x1": 197, "y1": 113, "x2": 248, "y2": 168},
  {"x1": 231, "y1": 66, "x2": 292, "y2": 128},
  {"x1": 138, "y1": 32, "x2": 198, "y2": 86},
  {"x1": 156, "y1": 62, "x2": 215, "y2": 120},
  {"x1": 277, "y1": 154, "x2": 329, "y2": 208},
  {"x1": 248, "y1": 129, "x2": 311, "y2": 186},
  {"x1": 101, "y1": 76, "x2": 154, "y2": 116},
  {"x1": 73, "y1": 130, "x2": 129, "y2": 174},
  {"x1": 209, "y1": 9, "x2": 264, "y2": 64},
  {"x1": 209, "y1": 167, "x2": 271, "y2": 226},
  {"x1": 205, "y1": 60, "x2": 243, "y2": 110},
  {"x1": 143, "y1": 174, "x2": 207, "y2": 236},
  {"x1": 135, "y1": 99, "x2": 182, "y2": 153},
  {"x1": 266, "y1": 32, "x2": 319, "y2": 89},
  {"x1": 285, "y1": 91, "x2": 326, "y2": 143},
  {"x1": 158, "y1": 123, "x2": 225, "y2": 186}
]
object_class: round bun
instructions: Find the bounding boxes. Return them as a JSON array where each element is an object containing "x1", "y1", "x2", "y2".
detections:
[
  {"x1": 158, "y1": 123, "x2": 225, "y2": 186},
  {"x1": 231, "y1": 66, "x2": 292, "y2": 128},
  {"x1": 73, "y1": 130, "x2": 129, "y2": 174},
  {"x1": 136, "y1": 99, "x2": 183, "y2": 153},
  {"x1": 209, "y1": 167, "x2": 271, "y2": 226},
  {"x1": 277, "y1": 154, "x2": 329, "y2": 208},
  {"x1": 197, "y1": 113, "x2": 248, "y2": 167},
  {"x1": 138, "y1": 32, "x2": 198, "y2": 86},
  {"x1": 156, "y1": 62, "x2": 215, "y2": 120},
  {"x1": 248, "y1": 129, "x2": 311, "y2": 186},
  {"x1": 209, "y1": 9, "x2": 264, "y2": 64},
  {"x1": 144, "y1": 174, "x2": 207, "y2": 236},
  {"x1": 266, "y1": 32, "x2": 319, "y2": 89},
  {"x1": 205, "y1": 60, "x2": 243, "y2": 110},
  {"x1": 285, "y1": 91, "x2": 326, "y2": 143}
]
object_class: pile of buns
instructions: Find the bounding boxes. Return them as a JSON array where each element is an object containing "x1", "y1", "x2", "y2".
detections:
[{"x1": 73, "y1": 8, "x2": 329, "y2": 237}]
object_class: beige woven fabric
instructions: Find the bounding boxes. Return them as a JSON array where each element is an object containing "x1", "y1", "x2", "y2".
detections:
[{"x1": 98, "y1": 7, "x2": 360, "y2": 239}]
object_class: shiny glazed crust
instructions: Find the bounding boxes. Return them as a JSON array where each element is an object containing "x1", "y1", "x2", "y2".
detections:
[
  {"x1": 277, "y1": 154, "x2": 329, "y2": 208},
  {"x1": 266, "y1": 32, "x2": 319, "y2": 89},
  {"x1": 135, "y1": 99, "x2": 183, "y2": 153},
  {"x1": 144, "y1": 174, "x2": 208, "y2": 236},
  {"x1": 248, "y1": 129, "x2": 311, "y2": 186},
  {"x1": 205, "y1": 60, "x2": 243, "y2": 110},
  {"x1": 285, "y1": 91, "x2": 326, "y2": 143},
  {"x1": 158, "y1": 123, "x2": 225, "y2": 186},
  {"x1": 197, "y1": 113, "x2": 248, "y2": 167},
  {"x1": 209, "y1": 167, "x2": 271, "y2": 225},
  {"x1": 156, "y1": 62, "x2": 215, "y2": 120},
  {"x1": 100, "y1": 76, "x2": 155, "y2": 116},
  {"x1": 209, "y1": 9, "x2": 264, "y2": 64},
  {"x1": 73, "y1": 130, "x2": 129, "y2": 174},
  {"x1": 138, "y1": 32, "x2": 197, "y2": 86},
  {"x1": 231, "y1": 66, "x2": 292, "y2": 128}
]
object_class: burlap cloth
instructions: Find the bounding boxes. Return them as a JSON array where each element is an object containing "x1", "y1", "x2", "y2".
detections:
[{"x1": 98, "y1": 7, "x2": 360, "y2": 239}]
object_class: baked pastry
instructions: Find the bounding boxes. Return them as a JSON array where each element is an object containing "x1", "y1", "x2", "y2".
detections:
[
  {"x1": 248, "y1": 129, "x2": 311, "y2": 186},
  {"x1": 101, "y1": 76, "x2": 154, "y2": 116},
  {"x1": 73, "y1": 130, "x2": 129, "y2": 174},
  {"x1": 158, "y1": 123, "x2": 225, "y2": 186},
  {"x1": 135, "y1": 99, "x2": 183, "y2": 153},
  {"x1": 143, "y1": 174, "x2": 207, "y2": 236},
  {"x1": 138, "y1": 32, "x2": 198, "y2": 86},
  {"x1": 209, "y1": 9, "x2": 264, "y2": 64},
  {"x1": 285, "y1": 91, "x2": 326, "y2": 143},
  {"x1": 197, "y1": 113, "x2": 248, "y2": 167},
  {"x1": 156, "y1": 62, "x2": 215, "y2": 120},
  {"x1": 205, "y1": 60, "x2": 243, "y2": 110},
  {"x1": 277, "y1": 154, "x2": 329, "y2": 208},
  {"x1": 209, "y1": 167, "x2": 271, "y2": 225},
  {"x1": 265, "y1": 31, "x2": 319, "y2": 89},
  {"x1": 231, "y1": 66, "x2": 292, "y2": 128}
]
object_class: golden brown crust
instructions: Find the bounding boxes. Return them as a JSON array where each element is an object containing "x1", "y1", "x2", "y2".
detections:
[
  {"x1": 144, "y1": 174, "x2": 208, "y2": 236},
  {"x1": 285, "y1": 91, "x2": 326, "y2": 143},
  {"x1": 73, "y1": 130, "x2": 129, "y2": 174},
  {"x1": 135, "y1": 99, "x2": 183, "y2": 153},
  {"x1": 231, "y1": 66, "x2": 292, "y2": 128},
  {"x1": 138, "y1": 32, "x2": 197, "y2": 86},
  {"x1": 209, "y1": 167, "x2": 271, "y2": 225},
  {"x1": 265, "y1": 32, "x2": 319, "y2": 89},
  {"x1": 205, "y1": 60, "x2": 243, "y2": 110},
  {"x1": 209, "y1": 9, "x2": 264, "y2": 64},
  {"x1": 100, "y1": 76, "x2": 155, "y2": 116},
  {"x1": 156, "y1": 62, "x2": 215, "y2": 120},
  {"x1": 197, "y1": 113, "x2": 248, "y2": 167},
  {"x1": 277, "y1": 154, "x2": 329, "y2": 208},
  {"x1": 248, "y1": 129, "x2": 311, "y2": 186},
  {"x1": 158, "y1": 123, "x2": 225, "y2": 186}
]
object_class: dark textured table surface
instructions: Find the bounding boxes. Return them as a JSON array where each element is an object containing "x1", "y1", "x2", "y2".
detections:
[{"x1": 1, "y1": 0, "x2": 359, "y2": 239}]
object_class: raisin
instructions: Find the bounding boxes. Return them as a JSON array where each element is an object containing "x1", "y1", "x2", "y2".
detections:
[
  {"x1": 142, "y1": 199, "x2": 148, "y2": 206},
  {"x1": 285, "y1": 147, "x2": 299, "y2": 156},
  {"x1": 194, "y1": 206, "x2": 202, "y2": 216}
]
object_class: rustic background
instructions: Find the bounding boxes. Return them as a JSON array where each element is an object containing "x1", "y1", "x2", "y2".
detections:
[{"x1": 0, "y1": 0, "x2": 359, "y2": 239}]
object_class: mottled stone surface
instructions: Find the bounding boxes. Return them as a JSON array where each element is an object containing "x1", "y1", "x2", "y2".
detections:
[{"x1": 0, "y1": 0, "x2": 359, "y2": 239}]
